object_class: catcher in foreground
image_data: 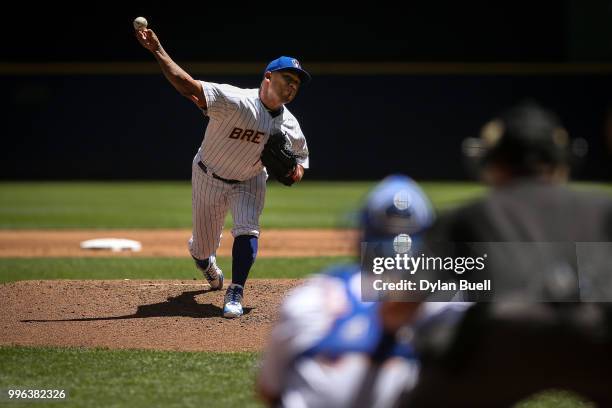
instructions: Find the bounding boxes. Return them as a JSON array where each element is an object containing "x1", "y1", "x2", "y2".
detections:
[
  {"x1": 136, "y1": 22, "x2": 310, "y2": 318},
  {"x1": 256, "y1": 175, "x2": 472, "y2": 407}
]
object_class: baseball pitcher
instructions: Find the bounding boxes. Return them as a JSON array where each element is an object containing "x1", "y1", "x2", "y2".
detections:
[{"x1": 135, "y1": 23, "x2": 310, "y2": 318}]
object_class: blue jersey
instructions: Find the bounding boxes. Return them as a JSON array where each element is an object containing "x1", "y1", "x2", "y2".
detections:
[{"x1": 301, "y1": 265, "x2": 415, "y2": 361}]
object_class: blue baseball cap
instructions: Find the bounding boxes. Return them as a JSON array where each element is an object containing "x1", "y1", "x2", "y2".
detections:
[
  {"x1": 361, "y1": 174, "x2": 435, "y2": 244},
  {"x1": 264, "y1": 56, "x2": 311, "y2": 84}
]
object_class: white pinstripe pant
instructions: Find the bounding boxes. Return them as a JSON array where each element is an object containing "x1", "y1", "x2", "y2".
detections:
[{"x1": 188, "y1": 156, "x2": 267, "y2": 261}]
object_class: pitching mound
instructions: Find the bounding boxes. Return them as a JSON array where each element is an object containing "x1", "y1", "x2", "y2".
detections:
[{"x1": 0, "y1": 279, "x2": 302, "y2": 352}]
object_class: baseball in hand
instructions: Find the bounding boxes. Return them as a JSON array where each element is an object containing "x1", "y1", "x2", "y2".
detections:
[{"x1": 133, "y1": 17, "x2": 148, "y2": 31}]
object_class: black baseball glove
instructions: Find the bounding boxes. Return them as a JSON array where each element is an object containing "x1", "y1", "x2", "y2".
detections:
[{"x1": 261, "y1": 132, "x2": 298, "y2": 186}]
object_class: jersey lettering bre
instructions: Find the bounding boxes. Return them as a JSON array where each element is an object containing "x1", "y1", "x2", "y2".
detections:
[{"x1": 200, "y1": 81, "x2": 309, "y2": 181}]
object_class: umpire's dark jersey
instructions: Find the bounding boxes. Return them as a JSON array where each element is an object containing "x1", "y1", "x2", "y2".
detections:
[
  {"x1": 430, "y1": 179, "x2": 612, "y2": 243},
  {"x1": 426, "y1": 180, "x2": 612, "y2": 301},
  {"x1": 399, "y1": 181, "x2": 612, "y2": 407}
]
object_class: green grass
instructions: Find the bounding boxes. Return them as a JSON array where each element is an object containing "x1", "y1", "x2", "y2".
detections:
[
  {"x1": 0, "y1": 257, "x2": 352, "y2": 283},
  {"x1": 0, "y1": 182, "x2": 191, "y2": 229},
  {"x1": 0, "y1": 181, "x2": 488, "y2": 229},
  {"x1": 0, "y1": 347, "x2": 596, "y2": 408},
  {"x1": 1, "y1": 181, "x2": 609, "y2": 229},
  {"x1": 0, "y1": 181, "x2": 376, "y2": 229},
  {"x1": 0, "y1": 346, "x2": 262, "y2": 408},
  {"x1": 515, "y1": 390, "x2": 596, "y2": 408}
]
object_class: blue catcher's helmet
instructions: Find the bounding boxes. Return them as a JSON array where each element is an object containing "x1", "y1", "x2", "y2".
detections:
[{"x1": 360, "y1": 174, "x2": 435, "y2": 251}]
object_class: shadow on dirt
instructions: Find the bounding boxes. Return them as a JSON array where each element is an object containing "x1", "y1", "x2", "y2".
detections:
[{"x1": 21, "y1": 289, "x2": 253, "y2": 322}]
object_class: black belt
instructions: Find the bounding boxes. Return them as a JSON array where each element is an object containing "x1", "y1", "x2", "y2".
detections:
[{"x1": 197, "y1": 161, "x2": 240, "y2": 184}]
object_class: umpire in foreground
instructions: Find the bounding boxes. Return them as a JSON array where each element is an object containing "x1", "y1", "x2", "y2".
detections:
[
  {"x1": 431, "y1": 101, "x2": 611, "y2": 246},
  {"x1": 397, "y1": 102, "x2": 612, "y2": 407}
]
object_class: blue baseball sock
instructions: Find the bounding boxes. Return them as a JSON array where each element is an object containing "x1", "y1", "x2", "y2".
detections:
[
  {"x1": 193, "y1": 256, "x2": 210, "y2": 272},
  {"x1": 232, "y1": 235, "x2": 258, "y2": 287}
]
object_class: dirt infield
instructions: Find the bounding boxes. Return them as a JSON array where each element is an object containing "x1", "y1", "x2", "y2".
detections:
[
  {"x1": 0, "y1": 229, "x2": 356, "y2": 351},
  {"x1": 0, "y1": 279, "x2": 303, "y2": 352},
  {"x1": 0, "y1": 229, "x2": 357, "y2": 258}
]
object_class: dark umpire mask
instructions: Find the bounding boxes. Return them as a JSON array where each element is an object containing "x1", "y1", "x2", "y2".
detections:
[{"x1": 461, "y1": 101, "x2": 588, "y2": 178}]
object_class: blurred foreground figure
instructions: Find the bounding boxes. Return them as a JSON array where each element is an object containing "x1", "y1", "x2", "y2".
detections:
[
  {"x1": 398, "y1": 102, "x2": 612, "y2": 406},
  {"x1": 257, "y1": 175, "x2": 468, "y2": 408},
  {"x1": 440, "y1": 101, "x2": 611, "y2": 246},
  {"x1": 398, "y1": 302, "x2": 612, "y2": 407}
]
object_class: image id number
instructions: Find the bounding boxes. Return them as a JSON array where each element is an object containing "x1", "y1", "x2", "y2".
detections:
[{"x1": 7, "y1": 389, "x2": 66, "y2": 399}]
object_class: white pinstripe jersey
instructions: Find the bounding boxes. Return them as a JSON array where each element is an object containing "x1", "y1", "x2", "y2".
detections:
[{"x1": 199, "y1": 81, "x2": 310, "y2": 181}]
